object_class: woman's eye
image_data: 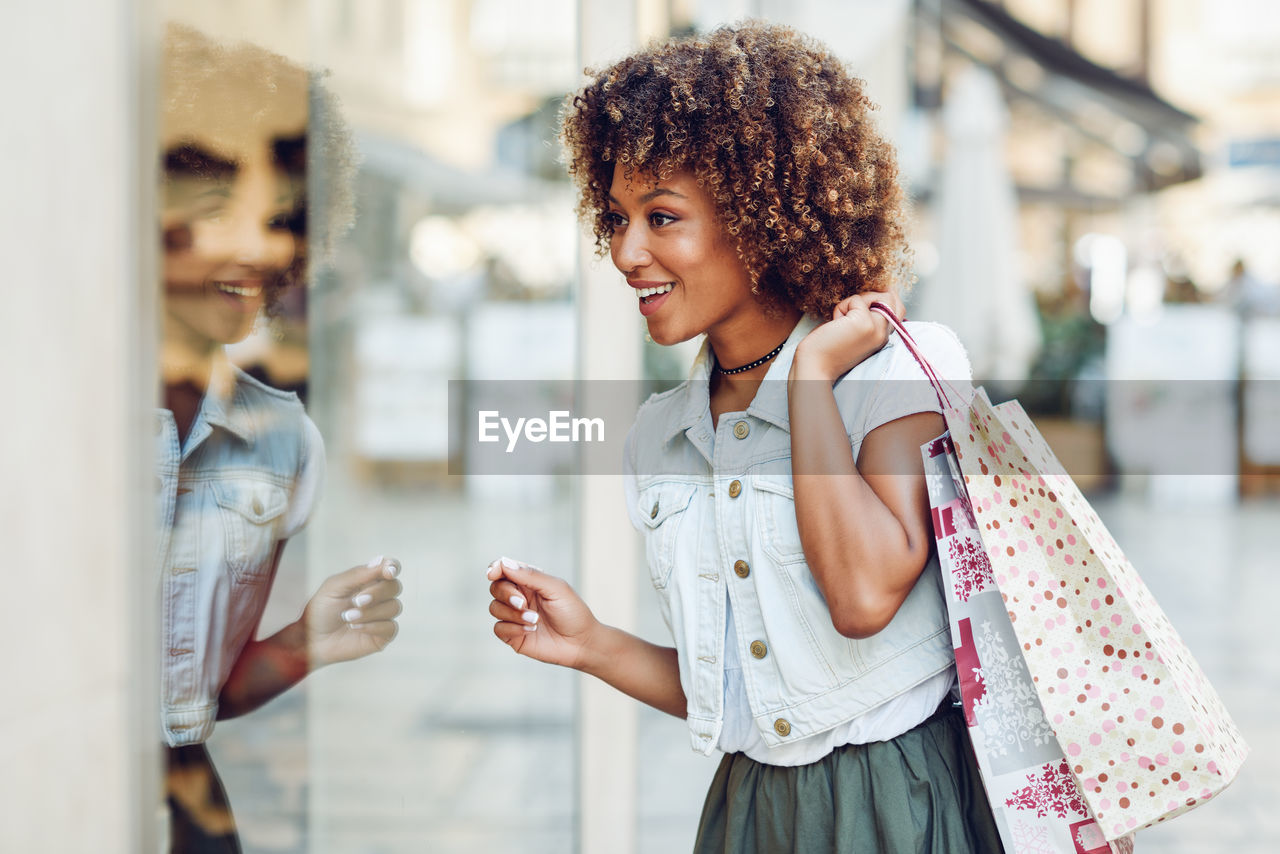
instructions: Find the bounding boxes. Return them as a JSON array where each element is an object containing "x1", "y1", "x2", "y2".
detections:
[
  {"x1": 649, "y1": 212, "x2": 676, "y2": 228},
  {"x1": 603, "y1": 211, "x2": 626, "y2": 230},
  {"x1": 196, "y1": 204, "x2": 227, "y2": 224}
]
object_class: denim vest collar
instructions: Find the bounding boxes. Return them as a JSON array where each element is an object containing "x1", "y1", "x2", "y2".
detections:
[
  {"x1": 184, "y1": 354, "x2": 257, "y2": 456},
  {"x1": 660, "y1": 313, "x2": 822, "y2": 448}
]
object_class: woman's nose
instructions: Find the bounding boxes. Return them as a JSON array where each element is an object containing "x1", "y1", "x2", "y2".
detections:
[
  {"x1": 611, "y1": 226, "x2": 651, "y2": 274},
  {"x1": 231, "y1": 217, "x2": 273, "y2": 267}
]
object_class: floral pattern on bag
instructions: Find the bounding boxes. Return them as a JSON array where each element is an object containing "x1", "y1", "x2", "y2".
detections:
[
  {"x1": 973, "y1": 620, "x2": 1058, "y2": 757},
  {"x1": 1006, "y1": 759, "x2": 1090, "y2": 819},
  {"x1": 947, "y1": 534, "x2": 994, "y2": 602}
]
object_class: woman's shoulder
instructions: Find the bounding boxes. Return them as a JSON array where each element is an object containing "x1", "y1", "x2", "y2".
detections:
[
  {"x1": 631, "y1": 381, "x2": 694, "y2": 436},
  {"x1": 886, "y1": 321, "x2": 972, "y2": 382},
  {"x1": 626, "y1": 379, "x2": 710, "y2": 483},
  {"x1": 231, "y1": 365, "x2": 307, "y2": 410},
  {"x1": 832, "y1": 321, "x2": 971, "y2": 434},
  {"x1": 228, "y1": 366, "x2": 325, "y2": 467}
]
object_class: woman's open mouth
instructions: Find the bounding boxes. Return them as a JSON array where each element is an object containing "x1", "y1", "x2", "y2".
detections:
[
  {"x1": 636, "y1": 282, "x2": 674, "y2": 317},
  {"x1": 212, "y1": 280, "x2": 264, "y2": 311}
]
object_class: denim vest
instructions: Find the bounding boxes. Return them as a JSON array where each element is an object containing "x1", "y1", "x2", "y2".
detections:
[
  {"x1": 626, "y1": 315, "x2": 970, "y2": 755},
  {"x1": 155, "y1": 356, "x2": 323, "y2": 746}
]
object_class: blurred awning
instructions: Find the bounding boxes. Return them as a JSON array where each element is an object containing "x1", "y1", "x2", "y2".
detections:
[
  {"x1": 933, "y1": 0, "x2": 1202, "y2": 198},
  {"x1": 917, "y1": 66, "x2": 1042, "y2": 384}
]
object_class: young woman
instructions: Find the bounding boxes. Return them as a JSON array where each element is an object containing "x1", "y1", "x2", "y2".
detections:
[
  {"x1": 159, "y1": 26, "x2": 400, "y2": 851},
  {"x1": 486, "y1": 22, "x2": 1002, "y2": 852}
]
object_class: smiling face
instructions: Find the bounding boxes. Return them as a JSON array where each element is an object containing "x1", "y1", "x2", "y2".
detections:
[
  {"x1": 607, "y1": 168, "x2": 779, "y2": 351},
  {"x1": 161, "y1": 139, "x2": 303, "y2": 350}
]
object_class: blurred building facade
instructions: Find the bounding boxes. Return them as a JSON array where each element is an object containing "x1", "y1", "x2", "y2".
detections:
[
  {"x1": 5, "y1": 2, "x2": 1279, "y2": 853},
  {"x1": 907, "y1": 0, "x2": 1280, "y2": 495}
]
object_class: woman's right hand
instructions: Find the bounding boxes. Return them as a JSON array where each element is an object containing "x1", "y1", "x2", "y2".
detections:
[{"x1": 487, "y1": 557, "x2": 599, "y2": 671}]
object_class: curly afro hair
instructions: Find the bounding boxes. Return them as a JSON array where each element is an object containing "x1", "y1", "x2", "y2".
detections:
[{"x1": 561, "y1": 21, "x2": 911, "y2": 317}]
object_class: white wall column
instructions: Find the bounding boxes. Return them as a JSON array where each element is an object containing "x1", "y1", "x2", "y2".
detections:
[
  {"x1": 0, "y1": 1, "x2": 159, "y2": 851},
  {"x1": 576, "y1": 2, "x2": 669, "y2": 852}
]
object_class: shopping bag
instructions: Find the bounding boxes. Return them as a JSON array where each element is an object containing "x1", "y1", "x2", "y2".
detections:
[
  {"x1": 949, "y1": 388, "x2": 1248, "y2": 838},
  {"x1": 925, "y1": 434, "x2": 1133, "y2": 854},
  {"x1": 870, "y1": 304, "x2": 1249, "y2": 846}
]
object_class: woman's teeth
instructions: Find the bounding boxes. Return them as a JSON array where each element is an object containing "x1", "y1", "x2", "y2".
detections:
[
  {"x1": 214, "y1": 282, "x2": 262, "y2": 298},
  {"x1": 638, "y1": 283, "x2": 674, "y2": 300}
]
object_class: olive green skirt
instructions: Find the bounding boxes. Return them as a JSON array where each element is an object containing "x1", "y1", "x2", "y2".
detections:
[{"x1": 694, "y1": 704, "x2": 1004, "y2": 854}]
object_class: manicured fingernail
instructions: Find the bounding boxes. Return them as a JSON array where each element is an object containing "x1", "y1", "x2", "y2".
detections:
[
  {"x1": 342, "y1": 608, "x2": 362, "y2": 623},
  {"x1": 521, "y1": 610, "x2": 538, "y2": 625},
  {"x1": 500, "y1": 556, "x2": 519, "y2": 571},
  {"x1": 510, "y1": 594, "x2": 526, "y2": 610},
  {"x1": 522, "y1": 624, "x2": 537, "y2": 632},
  {"x1": 353, "y1": 593, "x2": 373, "y2": 607},
  {"x1": 383, "y1": 561, "x2": 400, "y2": 579},
  {"x1": 486, "y1": 560, "x2": 499, "y2": 579},
  {"x1": 367, "y1": 555, "x2": 385, "y2": 569}
]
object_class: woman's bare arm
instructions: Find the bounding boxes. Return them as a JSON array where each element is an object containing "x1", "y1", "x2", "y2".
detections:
[{"x1": 786, "y1": 292, "x2": 941, "y2": 639}]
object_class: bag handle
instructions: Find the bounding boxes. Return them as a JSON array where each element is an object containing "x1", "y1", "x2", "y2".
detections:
[{"x1": 868, "y1": 302, "x2": 957, "y2": 411}]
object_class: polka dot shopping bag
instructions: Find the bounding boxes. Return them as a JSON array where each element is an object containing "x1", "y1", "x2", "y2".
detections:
[{"x1": 873, "y1": 304, "x2": 1249, "y2": 852}]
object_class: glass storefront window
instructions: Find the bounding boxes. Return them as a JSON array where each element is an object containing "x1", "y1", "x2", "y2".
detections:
[{"x1": 158, "y1": 2, "x2": 584, "y2": 850}]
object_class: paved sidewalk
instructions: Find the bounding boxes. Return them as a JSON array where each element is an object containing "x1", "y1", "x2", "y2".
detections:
[{"x1": 209, "y1": 484, "x2": 1279, "y2": 853}]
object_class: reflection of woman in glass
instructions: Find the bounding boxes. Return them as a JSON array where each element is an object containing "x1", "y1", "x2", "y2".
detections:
[
  {"x1": 160, "y1": 26, "x2": 399, "y2": 851},
  {"x1": 487, "y1": 23, "x2": 1001, "y2": 851}
]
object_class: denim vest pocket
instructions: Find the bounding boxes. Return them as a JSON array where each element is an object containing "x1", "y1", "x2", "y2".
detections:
[
  {"x1": 754, "y1": 477, "x2": 808, "y2": 565},
  {"x1": 212, "y1": 479, "x2": 288, "y2": 584},
  {"x1": 752, "y1": 477, "x2": 867, "y2": 690},
  {"x1": 637, "y1": 481, "x2": 697, "y2": 589}
]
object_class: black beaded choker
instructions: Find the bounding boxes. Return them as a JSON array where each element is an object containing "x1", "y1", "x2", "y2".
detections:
[{"x1": 714, "y1": 339, "x2": 787, "y2": 375}]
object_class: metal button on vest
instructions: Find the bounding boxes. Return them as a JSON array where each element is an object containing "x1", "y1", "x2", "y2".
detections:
[
  {"x1": 650, "y1": 502, "x2": 659, "y2": 519},
  {"x1": 728, "y1": 480, "x2": 742, "y2": 499},
  {"x1": 252, "y1": 497, "x2": 265, "y2": 515},
  {"x1": 749, "y1": 640, "x2": 767, "y2": 659},
  {"x1": 733, "y1": 559, "x2": 750, "y2": 579},
  {"x1": 733, "y1": 420, "x2": 750, "y2": 439},
  {"x1": 773, "y1": 718, "x2": 792, "y2": 737}
]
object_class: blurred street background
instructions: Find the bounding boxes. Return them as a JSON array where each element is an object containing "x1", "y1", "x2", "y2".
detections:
[
  {"x1": 167, "y1": 3, "x2": 1280, "y2": 850},
  {"x1": 181, "y1": 0, "x2": 1280, "y2": 851},
  {"x1": 5, "y1": 0, "x2": 1280, "y2": 852}
]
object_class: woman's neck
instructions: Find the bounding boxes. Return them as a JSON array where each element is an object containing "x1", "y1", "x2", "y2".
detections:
[
  {"x1": 705, "y1": 305, "x2": 802, "y2": 372},
  {"x1": 160, "y1": 316, "x2": 220, "y2": 391},
  {"x1": 706, "y1": 305, "x2": 803, "y2": 425},
  {"x1": 160, "y1": 330, "x2": 221, "y2": 447}
]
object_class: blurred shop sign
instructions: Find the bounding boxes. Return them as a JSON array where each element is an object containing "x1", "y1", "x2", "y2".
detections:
[
  {"x1": 1243, "y1": 318, "x2": 1280, "y2": 464},
  {"x1": 463, "y1": 301, "x2": 575, "y2": 501},
  {"x1": 1207, "y1": 0, "x2": 1280, "y2": 91},
  {"x1": 354, "y1": 315, "x2": 460, "y2": 463},
  {"x1": 1228, "y1": 138, "x2": 1280, "y2": 169},
  {"x1": 1105, "y1": 307, "x2": 1239, "y2": 504}
]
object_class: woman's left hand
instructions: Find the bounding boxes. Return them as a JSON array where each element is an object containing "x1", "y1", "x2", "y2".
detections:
[
  {"x1": 791, "y1": 291, "x2": 905, "y2": 382},
  {"x1": 303, "y1": 556, "x2": 403, "y2": 667}
]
